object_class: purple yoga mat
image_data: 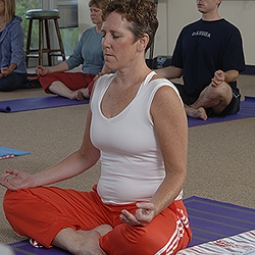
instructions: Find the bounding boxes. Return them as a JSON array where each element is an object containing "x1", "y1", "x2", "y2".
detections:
[
  {"x1": 184, "y1": 196, "x2": 255, "y2": 247},
  {"x1": 188, "y1": 96, "x2": 255, "y2": 127},
  {"x1": 8, "y1": 196, "x2": 255, "y2": 254},
  {"x1": 9, "y1": 241, "x2": 71, "y2": 255},
  {"x1": 0, "y1": 96, "x2": 89, "y2": 113}
]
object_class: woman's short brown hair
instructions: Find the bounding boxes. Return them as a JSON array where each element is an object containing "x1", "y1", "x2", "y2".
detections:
[
  {"x1": 89, "y1": 0, "x2": 109, "y2": 11},
  {"x1": 103, "y1": 0, "x2": 159, "y2": 52}
]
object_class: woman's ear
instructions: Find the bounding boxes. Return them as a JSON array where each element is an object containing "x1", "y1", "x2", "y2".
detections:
[{"x1": 137, "y1": 34, "x2": 149, "y2": 52}]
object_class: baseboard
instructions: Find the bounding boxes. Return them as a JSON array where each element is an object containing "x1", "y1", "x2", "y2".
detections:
[{"x1": 242, "y1": 65, "x2": 255, "y2": 75}]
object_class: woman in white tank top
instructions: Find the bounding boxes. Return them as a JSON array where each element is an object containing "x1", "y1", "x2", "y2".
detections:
[{"x1": 1, "y1": 0, "x2": 192, "y2": 254}]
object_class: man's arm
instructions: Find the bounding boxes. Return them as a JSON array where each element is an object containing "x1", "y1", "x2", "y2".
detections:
[
  {"x1": 155, "y1": 65, "x2": 183, "y2": 79},
  {"x1": 224, "y1": 70, "x2": 239, "y2": 83}
]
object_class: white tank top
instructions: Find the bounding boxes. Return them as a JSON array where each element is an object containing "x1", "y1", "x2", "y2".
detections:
[{"x1": 90, "y1": 71, "x2": 183, "y2": 204}]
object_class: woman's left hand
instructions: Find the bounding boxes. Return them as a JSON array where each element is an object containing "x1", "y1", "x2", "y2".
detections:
[
  {"x1": 1, "y1": 67, "x2": 11, "y2": 77},
  {"x1": 120, "y1": 202, "x2": 156, "y2": 226}
]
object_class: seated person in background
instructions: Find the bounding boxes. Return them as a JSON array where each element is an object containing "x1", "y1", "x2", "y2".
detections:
[
  {"x1": 1, "y1": 0, "x2": 192, "y2": 254},
  {"x1": 36, "y1": 0, "x2": 110, "y2": 101},
  {"x1": 0, "y1": 0, "x2": 27, "y2": 92},
  {"x1": 156, "y1": 0, "x2": 245, "y2": 120}
]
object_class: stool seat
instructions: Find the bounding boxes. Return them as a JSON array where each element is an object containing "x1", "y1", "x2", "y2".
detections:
[
  {"x1": 26, "y1": 9, "x2": 60, "y2": 18},
  {"x1": 25, "y1": 9, "x2": 66, "y2": 67}
]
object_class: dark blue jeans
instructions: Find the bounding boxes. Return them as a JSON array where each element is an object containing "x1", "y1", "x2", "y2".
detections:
[{"x1": 0, "y1": 72, "x2": 27, "y2": 91}]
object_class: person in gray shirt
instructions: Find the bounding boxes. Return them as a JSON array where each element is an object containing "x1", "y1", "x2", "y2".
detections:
[{"x1": 36, "y1": 0, "x2": 110, "y2": 100}]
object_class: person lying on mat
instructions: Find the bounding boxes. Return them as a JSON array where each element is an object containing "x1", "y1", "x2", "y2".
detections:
[
  {"x1": 0, "y1": 0, "x2": 192, "y2": 254},
  {"x1": 156, "y1": 0, "x2": 245, "y2": 121},
  {"x1": 0, "y1": 0, "x2": 28, "y2": 92},
  {"x1": 36, "y1": 0, "x2": 110, "y2": 101}
]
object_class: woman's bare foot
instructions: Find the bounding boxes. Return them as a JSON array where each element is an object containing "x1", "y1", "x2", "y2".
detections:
[
  {"x1": 75, "y1": 230, "x2": 106, "y2": 255},
  {"x1": 73, "y1": 88, "x2": 89, "y2": 101},
  {"x1": 53, "y1": 225, "x2": 112, "y2": 255},
  {"x1": 185, "y1": 106, "x2": 207, "y2": 120},
  {"x1": 75, "y1": 225, "x2": 112, "y2": 255},
  {"x1": 76, "y1": 91, "x2": 85, "y2": 101},
  {"x1": 80, "y1": 88, "x2": 90, "y2": 99}
]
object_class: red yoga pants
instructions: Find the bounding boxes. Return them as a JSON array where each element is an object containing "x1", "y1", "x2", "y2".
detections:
[
  {"x1": 39, "y1": 72, "x2": 95, "y2": 95},
  {"x1": 4, "y1": 185, "x2": 192, "y2": 255}
]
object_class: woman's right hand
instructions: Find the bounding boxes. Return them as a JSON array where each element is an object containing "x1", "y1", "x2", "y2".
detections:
[
  {"x1": 0, "y1": 169, "x2": 36, "y2": 190},
  {"x1": 36, "y1": 66, "x2": 49, "y2": 76}
]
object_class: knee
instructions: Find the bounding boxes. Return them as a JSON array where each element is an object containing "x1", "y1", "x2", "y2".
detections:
[
  {"x1": 0, "y1": 82, "x2": 10, "y2": 91},
  {"x1": 210, "y1": 81, "x2": 231, "y2": 92},
  {"x1": 121, "y1": 226, "x2": 165, "y2": 254},
  {"x1": 0, "y1": 76, "x2": 24, "y2": 91},
  {"x1": 208, "y1": 81, "x2": 232, "y2": 98},
  {"x1": 102, "y1": 225, "x2": 157, "y2": 255},
  {"x1": 3, "y1": 189, "x2": 30, "y2": 218},
  {"x1": 3, "y1": 189, "x2": 16, "y2": 203},
  {"x1": 3, "y1": 190, "x2": 20, "y2": 214}
]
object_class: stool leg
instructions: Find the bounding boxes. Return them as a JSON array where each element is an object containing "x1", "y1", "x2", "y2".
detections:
[
  {"x1": 26, "y1": 19, "x2": 33, "y2": 67},
  {"x1": 44, "y1": 19, "x2": 52, "y2": 66},
  {"x1": 54, "y1": 19, "x2": 66, "y2": 62},
  {"x1": 39, "y1": 19, "x2": 43, "y2": 66}
]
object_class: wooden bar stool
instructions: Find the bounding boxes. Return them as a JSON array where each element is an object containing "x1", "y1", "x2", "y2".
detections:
[{"x1": 25, "y1": 9, "x2": 66, "y2": 67}]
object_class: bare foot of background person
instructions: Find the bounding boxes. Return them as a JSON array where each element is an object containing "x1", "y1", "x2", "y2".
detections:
[
  {"x1": 81, "y1": 88, "x2": 90, "y2": 99},
  {"x1": 76, "y1": 91, "x2": 85, "y2": 101},
  {"x1": 186, "y1": 106, "x2": 207, "y2": 120}
]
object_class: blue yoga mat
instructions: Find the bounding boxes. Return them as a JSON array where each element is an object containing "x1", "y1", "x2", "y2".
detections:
[
  {"x1": 0, "y1": 96, "x2": 89, "y2": 113},
  {"x1": 0, "y1": 146, "x2": 30, "y2": 159},
  {"x1": 188, "y1": 96, "x2": 255, "y2": 127},
  {"x1": 7, "y1": 196, "x2": 255, "y2": 254}
]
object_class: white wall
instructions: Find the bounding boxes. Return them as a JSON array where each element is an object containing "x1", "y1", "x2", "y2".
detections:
[
  {"x1": 78, "y1": 0, "x2": 92, "y2": 36},
  {"x1": 78, "y1": 0, "x2": 255, "y2": 65},
  {"x1": 219, "y1": 1, "x2": 255, "y2": 65},
  {"x1": 161, "y1": 0, "x2": 255, "y2": 65}
]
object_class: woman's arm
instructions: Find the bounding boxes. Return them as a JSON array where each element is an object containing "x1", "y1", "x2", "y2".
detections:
[
  {"x1": 149, "y1": 85, "x2": 188, "y2": 215},
  {"x1": 0, "y1": 108, "x2": 100, "y2": 190},
  {"x1": 9, "y1": 22, "x2": 24, "y2": 68},
  {"x1": 36, "y1": 31, "x2": 86, "y2": 76},
  {"x1": 36, "y1": 62, "x2": 69, "y2": 76}
]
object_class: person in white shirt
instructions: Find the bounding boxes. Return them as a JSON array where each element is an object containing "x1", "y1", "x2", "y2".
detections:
[{"x1": 1, "y1": 0, "x2": 192, "y2": 254}]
